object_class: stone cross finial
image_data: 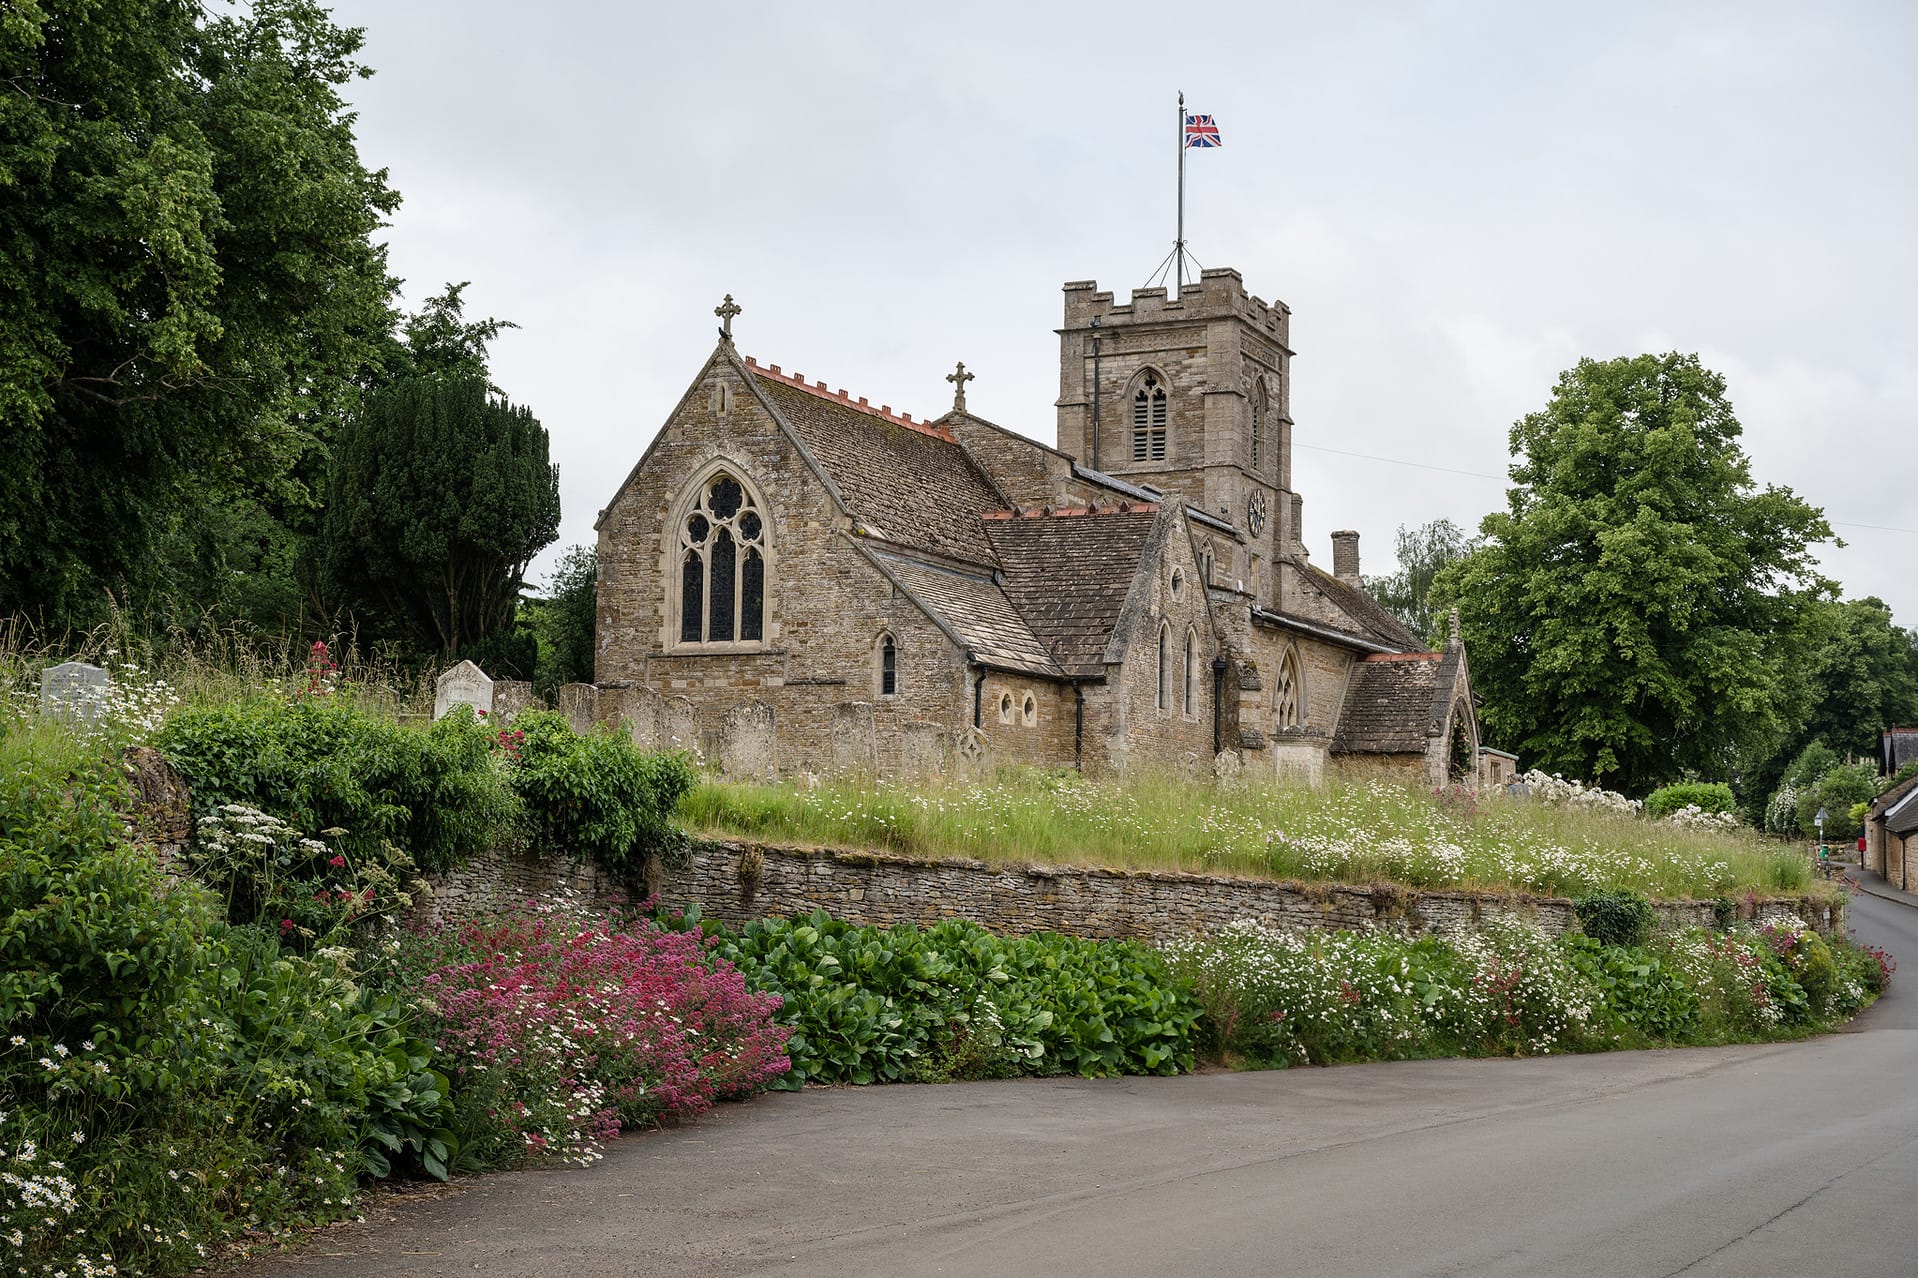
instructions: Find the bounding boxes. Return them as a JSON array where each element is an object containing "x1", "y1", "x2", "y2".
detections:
[
  {"x1": 714, "y1": 294, "x2": 742, "y2": 343},
  {"x1": 946, "y1": 360, "x2": 975, "y2": 413}
]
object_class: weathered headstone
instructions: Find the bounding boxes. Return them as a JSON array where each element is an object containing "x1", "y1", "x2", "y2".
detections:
[
  {"x1": 491, "y1": 680, "x2": 538, "y2": 726},
  {"x1": 610, "y1": 685, "x2": 667, "y2": 749},
  {"x1": 558, "y1": 683, "x2": 598, "y2": 735},
  {"x1": 955, "y1": 726, "x2": 993, "y2": 780},
  {"x1": 39, "y1": 661, "x2": 109, "y2": 724},
  {"x1": 830, "y1": 701, "x2": 877, "y2": 775},
  {"x1": 433, "y1": 660, "x2": 494, "y2": 721},
  {"x1": 896, "y1": 720, "x2": 949, "y2": 779},
  {"x1": 666, "y1": 696, "x2": 699, "y2": 753},
  {"x1": 719, "y1": 701, "x2": 777, "y2": 781}
]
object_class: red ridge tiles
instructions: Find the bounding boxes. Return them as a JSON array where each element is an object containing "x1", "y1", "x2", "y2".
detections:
[
  {"x1": 742, "y1": 355, "x2": 954, "y2": 442},
  {"x1": 1361, "y1": 651, "x2": 1442, "y2": 662}
]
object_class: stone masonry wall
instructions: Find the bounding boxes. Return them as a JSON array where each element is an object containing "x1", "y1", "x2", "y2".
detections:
[{"x1": 644, "y1": 839, "x2": 1844, "y2": 943}]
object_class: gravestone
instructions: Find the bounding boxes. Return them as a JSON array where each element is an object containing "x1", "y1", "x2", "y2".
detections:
[
  {"x1": 896, "y1": 720, "x2": 949, "y2": 779},
  {"x1": 39, "y1": 661, "x2": 109, "y2": 724},
  {"x1": 433, "y1": 660, "x2": 494, "y2": 721},
  {"x1": 830, "y1": 702, "x2": 877, "y2": 775},
  {"x1": 613, "y1": 686, "x2": 667, "y2": 749},
  {"x1": 719, "y1": 702, "x2": 776, "y2": 781},
  {"x1": 491, "y1": 680, "x2": 538, "y2": 726},
  {"x1": 558, "y1": 683, "x2": 598, "y2": 735},
  {"x1": 666, "y1": 696, "x2": 699, "y2": 753},
  {"x1": 955, "y1": 726, "x2": 993, "y2": 780}
]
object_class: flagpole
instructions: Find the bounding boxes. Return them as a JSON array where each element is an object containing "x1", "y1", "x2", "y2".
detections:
[{"x1": 1175, "y1": 90, "x2": 1185, "y2": 295}]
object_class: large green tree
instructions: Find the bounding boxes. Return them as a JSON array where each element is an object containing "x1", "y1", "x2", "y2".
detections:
[
  {"x1": 0, "y1": 0, "x2": 401, "y2": 628},
  {"x1": 1363, "y1": 518, "x2": 1473, "y2": 648},
  {"x1": 1432, "y1": 353, "x2": 1833, "y2": 794},
  {"x1": 319, "y1": 287, "x2": 559, "y2": 662}
]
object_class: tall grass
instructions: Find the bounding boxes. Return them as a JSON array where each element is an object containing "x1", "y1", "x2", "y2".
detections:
[
  {"x1": 680, "y1": 769, "x2": 1821, "y2": 901},
  {"x1": 0, "y1": 609, "x2": 434, "y2": 727}
]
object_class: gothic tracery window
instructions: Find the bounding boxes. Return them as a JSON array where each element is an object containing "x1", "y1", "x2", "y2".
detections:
[
  {"x1": 1275, "y1": 647, "x2": 1303, "y2": 730},
  {"x1": 1183, "y1": 630, "x2": 1197, "y2": 716},
  {"x1": 1131, "y1": 371, "x2": 1168, "y2": 463},
  {"x1": 678, "y1": 472, "x2": 765, "y2": 645},
  {"x1": 877, "y1": 633, "x2": 897, "y2": 696}
]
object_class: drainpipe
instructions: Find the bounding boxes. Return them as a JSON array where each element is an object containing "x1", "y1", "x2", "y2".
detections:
[
  {"x1": 1210, "y1": 655, "x2": 1228, "y2": 755},
  {"x1": 1090, "y1": 319, "x2": 1103, "y2": 471},
  {"x1": 1072, "y1": 679, "x2": 1085, "y2": 771},
  {"x1": 972, "y1": 666, "x2": 984, "y2": 729}
]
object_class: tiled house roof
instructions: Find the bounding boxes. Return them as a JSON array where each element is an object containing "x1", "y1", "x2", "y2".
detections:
[
  {"x1": 751, "y1": 371, "x2": 1004, "y2": 566},
  {"x1": 863, "y1": 548, "x2": 1061, "y2": 678},
  {"x1": 985, "y1": 506, "x2": 1159, "y2": 679}
]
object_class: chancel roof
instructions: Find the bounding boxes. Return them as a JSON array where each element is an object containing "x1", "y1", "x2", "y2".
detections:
[
  {"x1": 985, "y1": 506, "x2": 1160, "y2": 679},
  {"x1": 749, "y1": 363, "x2": 1003, "y2": 566},
  {"x1": 863, "y1": 549, "x2": 1061, "y2": 679}
]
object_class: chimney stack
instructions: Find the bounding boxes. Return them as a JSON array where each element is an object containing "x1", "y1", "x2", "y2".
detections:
[{"x1": 1331, "y1": 530, "x2": 1361, "y2": 582}]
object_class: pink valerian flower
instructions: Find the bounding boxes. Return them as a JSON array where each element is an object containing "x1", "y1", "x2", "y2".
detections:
[
  {"x1": 411, "y1": 910, "x2": 791, "y2": 1166},
  {"x1": 328, "y1": 855, "x2": 347, "y2": 869}
]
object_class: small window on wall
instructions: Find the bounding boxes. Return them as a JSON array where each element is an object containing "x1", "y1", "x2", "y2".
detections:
[
  {"x1": 1170, "y1": 566, "x2": 1185, "y2": 601},
  {"x1": 1022, "y1": 693, "x2": 1037, "y2": 727},
  {"x1": 999, "y1": 692, "x2": 1014, "y2": 724},
  {"x1": 710, "y1": 382, "x2": 731, "y2": 415},
  {"x1": 1199, "y1": 546, "x2": 1215, "y2": 585},
  {"x1": 877, "y1": 633, "x2": 897, "y2": 697}
]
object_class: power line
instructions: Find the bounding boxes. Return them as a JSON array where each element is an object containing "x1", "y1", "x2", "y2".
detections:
[
  {"x1": 1294, "y1": 442, "x2": 1503, "y2": 481},
  {"x1": 1296, "y1": 443, "x2": 1918, "y2": 537}
]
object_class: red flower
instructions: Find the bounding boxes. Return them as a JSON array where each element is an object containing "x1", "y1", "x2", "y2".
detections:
[
  {"x1": 279, "y1": 918, "x2": 295, "y2": 933},
  {"x1": 328, "y1": 855, "x2": 346, "y2": 869}
]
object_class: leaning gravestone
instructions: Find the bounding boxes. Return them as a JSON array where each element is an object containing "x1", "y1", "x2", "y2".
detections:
[
  {"x1": 433, "y1": 660, "x2": 494, "y2": 721},
  {"x1": 490, "y1": 680, "x2": 538, "y2": 726},
  {"x1": 40, "y1": 661, "x2": 110, "y2": 724}
]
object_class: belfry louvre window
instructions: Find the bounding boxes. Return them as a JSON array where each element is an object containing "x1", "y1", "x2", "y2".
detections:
[
  {"x1": 1131, "y1": 372, "x2": 1168, "y2": 462},
  {"x1": 679, "y1": 472, "x2": 765, "y2": 644}
]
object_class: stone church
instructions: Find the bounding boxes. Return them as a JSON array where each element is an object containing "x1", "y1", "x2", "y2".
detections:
[{"x1": 593, "y1": 266, "x2": 1479, "y2": 786}]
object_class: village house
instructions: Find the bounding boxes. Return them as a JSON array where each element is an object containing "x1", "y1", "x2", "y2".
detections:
[{"x1": 592, "y1": 267, "x2": 1481, "y2": 785}]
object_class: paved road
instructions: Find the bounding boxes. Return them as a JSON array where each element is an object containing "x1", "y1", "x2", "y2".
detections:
[{"x1": 238, "y1": 893, "x2": 1918, "y2": 1277}]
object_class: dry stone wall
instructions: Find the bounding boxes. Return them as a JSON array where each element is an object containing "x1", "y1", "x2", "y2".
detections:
[{"x1": 645, "y1": 839, "x2": 1844, "y2": 942}]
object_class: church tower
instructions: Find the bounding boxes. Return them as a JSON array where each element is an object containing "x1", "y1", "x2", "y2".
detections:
[{"x1": 1055, "y1": 267, "x2": 1296, "y2": 605}]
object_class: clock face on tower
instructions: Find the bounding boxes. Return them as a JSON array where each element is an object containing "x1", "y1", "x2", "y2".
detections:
[{"x1": 1246, "y1": 490, "x2": 1268, "y2": 536}]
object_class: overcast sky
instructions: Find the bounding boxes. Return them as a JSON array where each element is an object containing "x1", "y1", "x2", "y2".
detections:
[{"x1": 329, "y1": 0, "x2": 1918, "y2": 625}]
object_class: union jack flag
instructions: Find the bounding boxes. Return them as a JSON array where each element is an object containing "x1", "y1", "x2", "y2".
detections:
[{"x1": 1184, "y1": 113, "x2": 1221, "y2": 148}]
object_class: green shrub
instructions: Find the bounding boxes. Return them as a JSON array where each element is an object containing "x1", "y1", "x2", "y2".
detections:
[
  {"x1": 693, "y1": 910, "x2": 1198, "y2": 1086},
  {"x1": 0, "y1": 723, "x2": 407, "y2": 1273},
  {"x1": 156, "y1": 696, "x2": 512, "y2": 873},
  {"x1": 1795, "y1": 762, "x2": 1879, "y2": 839},
  {"x1": 1561, "y1": 937, "x2": 1699, "y2": 1040},
  {"x1": 1573, "y1": 889, "x2": 1656, "y2": 947},
  {"x1": 507, "y1": 711, "x2": 696, "y2": 877},
  {"x1": 1645, "y1": 781, "x2": 1736, "y2": 820}
]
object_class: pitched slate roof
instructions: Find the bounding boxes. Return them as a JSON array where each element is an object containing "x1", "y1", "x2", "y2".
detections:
[
  {"x1": 1332, "y1": 653, "x2": 1449, "y2": 754},
  {"x1": 984, "y1": 506, "x2": 1159, "y2": 679},
  {"x1": 1871, "y1": 773, "x2": 1918, "y2": 825},
  {"x1": 749, "y1": 366, "x2": 1003, "y2": 567},
  {"x1": 864, "y1": 549, "x2": 1061, "y2": 678},
  {"x1": 1298, "y1": 561, "x2": 1424, "y2": 651}
]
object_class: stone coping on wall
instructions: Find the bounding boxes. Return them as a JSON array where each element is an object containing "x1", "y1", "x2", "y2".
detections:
[{"x1": 648, "y1": 838, "x2": 1844, "y2": 942}]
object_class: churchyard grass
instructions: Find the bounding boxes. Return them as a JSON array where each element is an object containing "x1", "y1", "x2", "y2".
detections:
[{"x1": 680, "y1": 769, "x2": 1823, "y2": 902}]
